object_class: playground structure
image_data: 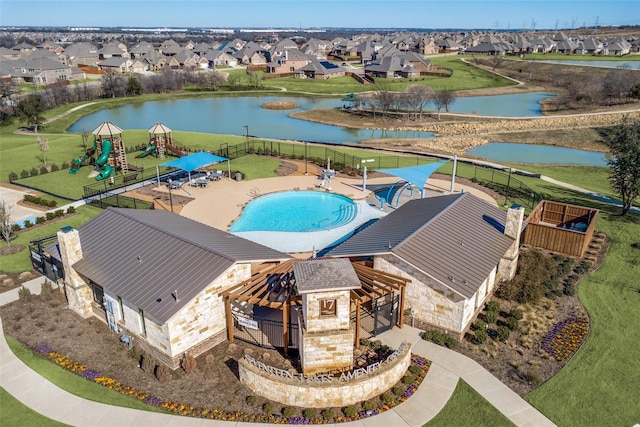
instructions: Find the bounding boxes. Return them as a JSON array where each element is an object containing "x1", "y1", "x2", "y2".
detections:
[
  {"x1": 69, "y1": 122, "x2": 128, "y2": 181},
  {"x1": 138, "y1": 123, "x2": 187, "y2": 159}
]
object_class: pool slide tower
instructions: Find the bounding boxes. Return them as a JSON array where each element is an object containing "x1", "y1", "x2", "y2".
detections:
[{"x1": 69, "y1": 122, "x2": 128, "y2": 181}]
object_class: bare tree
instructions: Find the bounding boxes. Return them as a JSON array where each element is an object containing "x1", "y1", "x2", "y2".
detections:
[
  {"x1": 432, "y1": 91, "x2": 457, "y2": 119},
  {"x1": 0, "y1": 200, "x2": 14, "y2": 246},
  {"x1": 38, "y1": 136, "x2": 49, "y2": 166},
  {"x1": 404, "y1": 85, "x2": 434, "y2": 120}
]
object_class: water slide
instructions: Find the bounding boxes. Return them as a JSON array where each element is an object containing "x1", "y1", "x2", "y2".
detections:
[{"x1": 95, "y1": 140, "x2": 114, "y2": 181}]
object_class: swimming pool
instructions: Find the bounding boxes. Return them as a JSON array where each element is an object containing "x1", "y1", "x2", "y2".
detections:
[
  {"x1": 230, "y1": 191, "x2": 358, "y2": 232},
  {"x1": 230, "y1": 191, "x2": 386, "y2": 253}
]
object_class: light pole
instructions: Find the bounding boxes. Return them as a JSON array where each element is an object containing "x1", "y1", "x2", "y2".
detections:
[
  {"x1": 243, "y1": 125, "x2": 249, "y2": 145},
  {"x1": 304, "y1": 141, "x2": 308, "y2": 175}
]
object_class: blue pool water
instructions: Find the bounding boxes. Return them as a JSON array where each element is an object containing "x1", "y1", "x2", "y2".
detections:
[
  {"x1": 466, "y1": 142, "x2": 609, "y2": 166},
  {"x1": 230, "y1": 191, "x2": 358, "y2": 232}
]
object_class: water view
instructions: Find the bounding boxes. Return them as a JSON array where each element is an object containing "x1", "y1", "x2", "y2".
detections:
[
  {"x1": 536, "y1": 60, "x2": 640, "y2": 69},
  {"x1": 68, "y1": 93, "x2": 554, "y2": 144},
  {"x1": 466, "y1": 142, "x2": 609, "y2": 166}
]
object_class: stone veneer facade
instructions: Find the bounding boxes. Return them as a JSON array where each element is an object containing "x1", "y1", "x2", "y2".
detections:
[
  {"x1": 57, "y1": 226, "x2": 252, "y2": 369},
  {"x1": 239, "y1": 343, "x2": 411, "y2": 407},
  {"x1": 497, "y1": 205, "x2": 525, "y2": 282},
  {"x1": 375, "y1": 255, "x2": 498, "y2": 339},
  {"x1": 299, "y1": 290, "x2": 354, "y2": 375}
]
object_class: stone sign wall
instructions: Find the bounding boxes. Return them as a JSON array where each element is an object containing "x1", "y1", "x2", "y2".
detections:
[{"x1": 239, "y1": 341, "x2": 411, "y2": 408}]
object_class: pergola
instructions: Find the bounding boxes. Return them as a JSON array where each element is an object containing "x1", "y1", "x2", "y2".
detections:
[{"x1": 220, "y1": 258, "x2": 410, "y2": 355}]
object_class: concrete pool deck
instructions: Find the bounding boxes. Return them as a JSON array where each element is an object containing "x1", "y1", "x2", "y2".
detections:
[{"x1": 158, "y1": 172, "x2": 498, "y2": 254}]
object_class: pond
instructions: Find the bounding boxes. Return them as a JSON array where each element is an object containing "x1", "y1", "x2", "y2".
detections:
[
  {"x1": 535, "y1": 60, "x2": 640, "y2": 69},
  {"x1": 68, "y1": 93, "x2": 554, "y2": 144},
  {"x1": 466, "y1": 142, "x2": 609, "y2": 166}
]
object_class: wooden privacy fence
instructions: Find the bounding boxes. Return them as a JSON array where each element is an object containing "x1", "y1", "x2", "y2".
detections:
[{"x1": 523, "y1": 200, "x2": 598, "y2": 258}]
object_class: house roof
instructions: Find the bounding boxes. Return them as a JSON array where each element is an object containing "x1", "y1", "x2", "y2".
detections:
[
  {"x1": 294, "y1": 258, "x2": 361, "y2": 294},
  {"x1": 72, "y1": 208, "x2": 290, "y2": 324},
  {"x1": 327, "y1": 193, "x2": 514, "y2": 299}
]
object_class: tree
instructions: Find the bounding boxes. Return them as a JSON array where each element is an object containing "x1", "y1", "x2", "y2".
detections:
[
  {"x1": 432, "y1": 91, "x2": 456, "y2": 120},
  {"x1": 608, "y1": 117, "x2": 640, "y2": 216},
  {"x1": 404, "y1": 85, "x2": 434, "y2": 120},
  {"x1": 38, "y1": 136, "x2": 49, "y2": 166},
  {"x1": 14, "y1": 94, "x2": 46, "y2": 132},
  {"x1": 0, "y1": 200, "x2": 14, "y2": 246},
  {"x1": 126, "y1": 76, "x2": 143, "y2": 96}
]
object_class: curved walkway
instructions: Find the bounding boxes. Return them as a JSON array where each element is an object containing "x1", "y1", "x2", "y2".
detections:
[{"x1": 0, "y1": 278, "x2": 555, "y2": 427}]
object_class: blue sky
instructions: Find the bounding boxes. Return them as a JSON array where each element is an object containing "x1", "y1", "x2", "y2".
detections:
[{"x1": 1, "y1": 0, "x2": 637, "y2": 29}]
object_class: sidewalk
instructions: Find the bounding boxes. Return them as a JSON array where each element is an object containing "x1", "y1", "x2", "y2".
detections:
[{"x1": 0, "y1": 293, "x2": 555, "y2": 427}]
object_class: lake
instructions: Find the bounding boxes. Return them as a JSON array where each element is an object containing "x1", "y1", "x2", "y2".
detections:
[
  {"x1": 537, "y1": 60, "x2": 640, "y2": 69},
  {"x1": 466, "y1": 142, "x2": 609, "y2": 166},
  {"x1": 68, "y1": 93, "x2": 555, "y2": 144}
]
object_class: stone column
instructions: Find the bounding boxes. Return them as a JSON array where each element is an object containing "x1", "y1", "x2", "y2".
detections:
[
  {"x1": 498, "y1": 204, "x2": 525, "y2": 282},
  {"x1": 57, "y1": 228, "x2": 93, "y2": 318}
]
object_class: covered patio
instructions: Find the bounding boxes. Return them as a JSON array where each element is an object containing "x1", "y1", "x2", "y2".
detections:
[
  {"x1": 156, "y1": 152, "x2": 230, "y2": 194},
  {"x1": 220, "y1": 258, "x2": 410, "y2": 355}
]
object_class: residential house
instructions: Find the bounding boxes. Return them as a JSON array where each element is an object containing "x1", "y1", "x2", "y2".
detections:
[
  {"x1": 328, "y1": 192, "x2": 524, "y2": 339},
  {"x1": 141, "y1": 50, "x2": 168, "y2": 71},
  {"x1": 267, "y1": 49, "x2": 312, "y2": 74},
  {"x1": 10, "y1": 56, "x2": 74, "y2": 84},
  {"x1": 296, "y1": 60, "x2": 347, "y2": 79},
  {"x1": 204, "y1": 50, "x2": 238, "y2": 68},
  {"x1": 578, "y1": 37, "x2": 603, "y2": 55},
  {"x1": 62, "y1": 42, "x2": 100, "y2": 67},
  {"x1": 56, "y1": 208, "x2": 291, "y2": 369},
  {"x1": 160, "y1": 39, "x2": 182, "y2": 56},
  {"x1": 417, "y1": 37, "x2": 438, "y2": 55},
  {"x1": 365, "y1": 52, "x2": 430, "y2": 78},
  {"x1": 99, "y1": 41, "x2": 128, "y2": 60}
]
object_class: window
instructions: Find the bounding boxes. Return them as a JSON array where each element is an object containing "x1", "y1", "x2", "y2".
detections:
[
  {"x1": 89, "y1": 281, "x2": 104, "y2": 305},
  {"x1": 118, "y1": 296, "x2": 125, "y2": 323},
  {"x1": 139, "y1": 309, "x2": 146, "y2": 335}
]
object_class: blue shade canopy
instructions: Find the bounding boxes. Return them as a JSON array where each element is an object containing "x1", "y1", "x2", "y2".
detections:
[
  {"x1": 378, "y1": 160, "x2": 449, "y2": 192},
  {"x1": 160, "y1": 152, "x2": 228, "y2": 172}
]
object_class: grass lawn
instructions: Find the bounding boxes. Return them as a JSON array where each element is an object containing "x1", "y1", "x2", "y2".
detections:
[
  {"x1": 0, "y1": 205, "x2": 103, "y2": 273},
  {"x1": 425, "y1": 380, "x2": 514, "y2": 427},
  {"x1": 4, "y1": 335, "x2": 169, "y2": 414},
  {"x1": 0, "y1": 387, "x2": 70, "y2": 427}
]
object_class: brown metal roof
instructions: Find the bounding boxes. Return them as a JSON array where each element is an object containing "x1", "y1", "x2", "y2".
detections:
[
  {"x1": 328, "y1": 193, "x2": 514, "y2": 298},
  {"x1": 294, "y1": 258, "x2": 361, "y2": 294},
  {"x1": 72, "y1": 208, "x2": 290, "y2": 324}
]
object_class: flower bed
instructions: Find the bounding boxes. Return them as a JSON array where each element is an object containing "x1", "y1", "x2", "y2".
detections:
[
  {"x1": 542, "y1": 317, "x2": 590, "y2": 360},
  {"x1": 34, "y1": 344, "x2": 430, "y2": 424}
]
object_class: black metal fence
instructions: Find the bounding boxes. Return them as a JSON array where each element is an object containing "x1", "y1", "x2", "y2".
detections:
[
  {"x1": 29, "y1": 234, "x2": 65, "y2": 282},
  {"x1": 353, "y1": 294, "x2": 399, "y2": 339},
  {"x1": 232, "y1": 311, "x2": 299, "y2": 350},
  {"x1": 464, "y1": 165, "x2": 543, "y2": 210}
]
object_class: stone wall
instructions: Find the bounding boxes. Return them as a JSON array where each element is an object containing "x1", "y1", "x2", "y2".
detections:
[
  {"x1": 375, "y1": 255, "x2": 498, "y2": 338},
  {"x1": 302, "y1": 290, "x2": 351, "y2": 333},
  {"x1": 57, "y1": 228, "x2": 93, "y2": 318},
  {"x1": 239, "y1": 343, "x2": 411, "y2": 408},
  {"x1": 300, "y1": 328, "x2": 354, "y2": 375}
]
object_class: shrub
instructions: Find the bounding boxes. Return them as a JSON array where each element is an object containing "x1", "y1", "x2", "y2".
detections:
[
  {"x1": 50, "y1": 163, "x2": 60, "y2": 172},
  {"x1": 45, "y1": 212, "x2": 55, "y2": 221},
  {"x1": 342, "y1": 406, "x2": 357, "y2": 417},
  {"x1": 408, "y1": 365, "x2": 421, "y2": 375},
  {"x1": 20, "y1": 170, "x2": 30, "y2": 178},
  {"x1": 381, "y1": 393, "x2": 395, "y2": 404},
  {"x1": 506, "y1": 316, "x2": 520, "y2": 331},
  {"x1": 155, "y1": 364, "x2": 172, "y2": 382},
  {"x1": 54, "y1": 209, "x2": 64, "y2": 217},
  {"x1": 11, "y1": 223, "x2": 21, "y2": 232},
  {"x1": 262, "y1": 402, "x2": 274, "y2": 414},
  {"x1": 496, "y1": 249, "x2": 557, "y2": 304},
  {"x1": 18, "y1": 286, "x2": 32, "y2": 302},
  {"x1": 563, "y1": 281, "x2": 576, "y2": 296},
  {"x1": 524, "y1": 370, "x2": 541, "y2": 385},
  {"x1": 140, "y1": 352, "x2": 155, "y2": 373},
  {"x1": 40, "y1": 166, "x2": 49, "y2": 175},
  {"x1": 23, "y1": 220, "x2": 33, "y2": 228},
  {"x1": 66, "y1": 206, "x2": 76, "y2": 214},
  {"x1": 282, "y1": 406, "x2": 295, "y2": 417},
  {"x1": 509, "y1": 308, "x2": 523, "y2": 320},
  {"x1": 180, "y1": 352, "x2": 197, "y2": 374},
  {"x1": 401, "y1": 375, "x2": 416, "y2": 385},
  {"x1": 486, "y1": 300, "x2": 500, "y2": 312},
  {"x1": 362, "y1": 400, "x2": 376, "y2": 411},
  {"x1": 320, "y1": 408, "x2": 335, "y2": 421},
  {"x1": 474, "y1": 329, "x2": 487, "y2": 345},
  {"x1": 61, "y1": 161, "x2": 70, "y2": 169},
  {"x1": 302, "y1": 408, "x2": 317, "y2": 419},
  {"x1": 474, "y1": 319, "x2": 487, "y2": 330},
  {"x1": 245, "y1": 395, "x2": 257, "y2": 405},
  {"x1": 40, "y1": 280, "x2": 55, "y2": 300},
  {"x1": 8, "y1": 171, "x2": 18, "y2": 181},
  {"x1": 36, "y1": 216, "x2": 46, "y2": 224},
  {"x1": 392, "y1": 386, "x2": 404, "y2": 396},
  {"x1": 30, "y1": 167, "x2": 39, "y2": 177},
  {"x1": 497, "y1": 326, "x2": 510, "y2": 342},
  {"x1": 485, "y1": 310, "x2": 498, "y2": 325},
  {"x1": 575, "y1": 261, "x2": 592, "y2": 275}
]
